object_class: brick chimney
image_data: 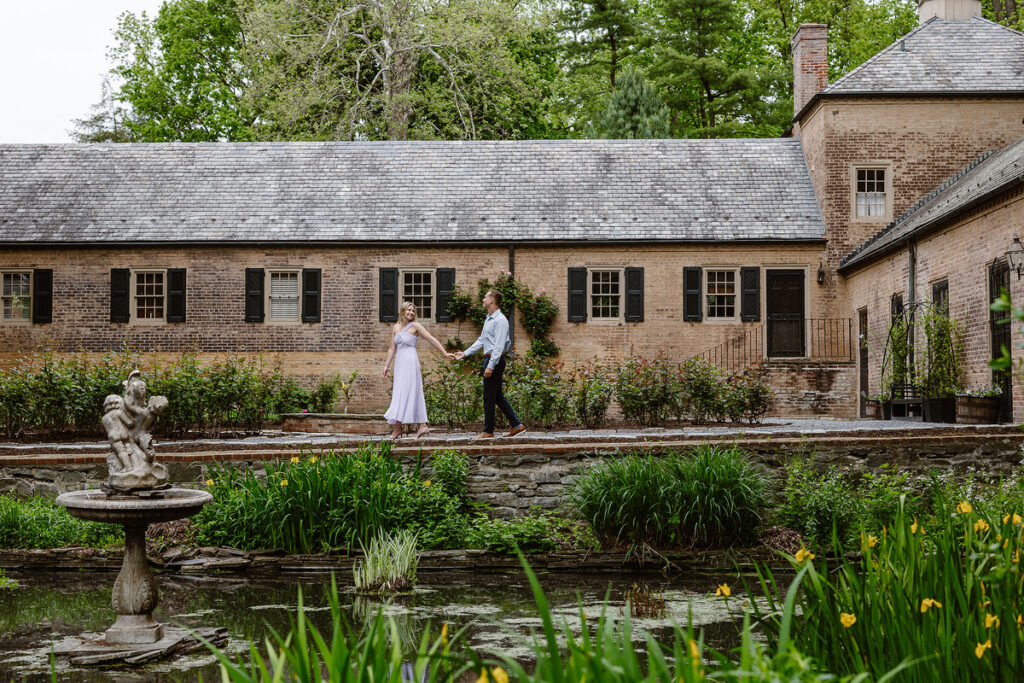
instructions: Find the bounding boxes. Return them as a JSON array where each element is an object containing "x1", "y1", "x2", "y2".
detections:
[
  {"x1": 917, "y1": 0, "x2": 983, "y2": 22},
  {"x1": 792, "y1": 24, "x2": 828, "y2": 120}
]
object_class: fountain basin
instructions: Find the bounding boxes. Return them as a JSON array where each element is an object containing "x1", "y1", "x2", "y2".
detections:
[{"x1": 56, "y1": 488, "x2": 212, "y2": 525}]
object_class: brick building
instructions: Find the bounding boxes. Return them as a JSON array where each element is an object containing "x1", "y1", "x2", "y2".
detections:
[{"x1": 1, "y1": 0, "x2": 1022, "y2": 419}]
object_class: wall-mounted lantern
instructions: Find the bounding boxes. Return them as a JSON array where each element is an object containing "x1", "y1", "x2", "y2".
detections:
[
  {"x1": 816, "y1": 262, "x2": 826, "y2": 284},
  {"x1": 1006, "y1": 237, "x2": 1024, "y2": 280}
]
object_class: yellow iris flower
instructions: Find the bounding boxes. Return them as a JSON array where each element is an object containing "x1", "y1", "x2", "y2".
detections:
[
  {"x1": 957, "y1": 501, "x2": 973, "y2": 514},
  {"x1": 795, "y1": 547, "x2": 815, "y2": 563},
  {"x1": 975, "y1": 640, "x2": 992, "y2": 659},
  {"x1": 920, "y1": 598, "x2": 942, "y2": 613},
  {"x1": 715, "y1": 583, "x2": 731, "y2": 597},
  {"x1": 840, "y1": 613, "x2": 857, "y2": 628}
]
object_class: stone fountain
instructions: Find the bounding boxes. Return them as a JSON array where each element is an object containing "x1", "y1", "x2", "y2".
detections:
[{"x1": 53, "y1": 371, "x2": 224, "y2": 665}]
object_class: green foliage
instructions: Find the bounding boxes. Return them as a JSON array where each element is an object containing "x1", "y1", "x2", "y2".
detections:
[
  {"x1": 613, "y1": 353, "x2": 675, "y2": 426},
  {"x1": 567, "y1": 360, "x2": 614, "y2": 429},
  {"x1": 570, "y1": 445, "x2": 770, "y2": 547},
  {"x1": 430, "y1": 450, "x2": 470, "y2": 502},
  {"x1": 195, "y1": 443, "x2": 469, "y2": 553},
  {"x1": 589, "y1": 67, "x2": 670, "y2": 138},
  {"x1": 680, "y1": 357, "x2": 726, "y2": 423},
  {"x1": 503, "y1": 355, "x2": 572, "y2": 428},
  {"x1": 754, "y1": 498, "x2": 1024, "y2": 682},
  {"x1": 0, "y1": 569, "x2": 16, "y2": 590},
  {"x1": 353, "y1": 530, "x2": 419, "y2": 593},
  {"x1": 310, "y1": 371, "x2": 359, "y2": 413},
  {"x1": 777, "y1": 458, "x2": 861, "y2": 545},
  {"x1": 0, "y1": 495, "x2": 123, "y2": 549},
  {"x1": 423, "y1": 359, "x2": 483, "y2": 428},
  {"x1": 465, "y1": 510, "x2": 564, "y2": 553},
  {"x1": 725, "y1": 366, "x2": 775, "y2": 424},
  {"x1": 920, "y1": 304, "x2": 965, "y2": 398}
]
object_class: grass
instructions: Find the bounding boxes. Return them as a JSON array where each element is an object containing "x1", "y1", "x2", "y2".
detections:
[
  {"x1": 570, "y1": 445, "x2": 770, "y2": 548},
  {"x1": 0, "y1": 494, "x2": 122, "y2": 549},
  {"x1": 353, "y1": 530, "x2": 419, "y2": 593}
]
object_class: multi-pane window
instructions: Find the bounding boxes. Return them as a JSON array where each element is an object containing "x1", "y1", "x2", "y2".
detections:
[
  {"x1": 2, "y1": 272, "x2": 31, "y2": 323},
  {"x1": 402, "y1": 271, "x2": 433, "y2": 320},
  {"x1": 856, "y1": 168, "x2": 887, "y2": 217},
  {"x1": 134, "y1": 271, "x2": 165, "y2": 321},
  {"x1": 269, "y1": 271, "x2": 300, "y2": 321},
  {"x1": 706, "y1": 270, "x2": 736, "y2": 318},
  {"x1": 932, "y1": 280, "x2": 949, "y2": 313},
  {"x1": 590, "y1": 270, "x2": 621, "y2": 319}
]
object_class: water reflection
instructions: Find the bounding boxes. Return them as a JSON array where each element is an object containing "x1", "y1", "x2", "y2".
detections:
[{"x1": 0, "y1": 568, "x2": 770, "y2": 682}]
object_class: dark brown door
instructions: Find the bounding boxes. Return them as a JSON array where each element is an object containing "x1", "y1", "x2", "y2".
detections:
[
  {"x1": 767, "y1": 270, "x2": 805, "y2": 357},
  {"x1": 989, "y1": 260, "x2": 1013, "y2": 422},
  {"x1": 859, "y1": 308, "x2": 868, "y2": 416}
]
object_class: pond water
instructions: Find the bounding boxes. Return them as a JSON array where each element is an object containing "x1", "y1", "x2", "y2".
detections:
[{"x1": 0, "y1": 567, "x2": 776, "y2": 682}]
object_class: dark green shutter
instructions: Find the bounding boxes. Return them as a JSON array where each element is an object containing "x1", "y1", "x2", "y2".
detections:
[
  {"x1": 245, "y1": 268, "x2": 264, "y2": 322},
  {"x1": 167, "y1": 268, "x2": 187, "y2": 323},
  {"x1": 379, "y1": 268, "x2": 399, "y2": 322},
  {"x1": 110, "y1": 269, "x2": 130, "y2": 323},
  {"x1": 301, "y1": 268, "x2": 321, "y2": 323},
  {"x1": 684, "y1": 267, "x2": 702, "y2": 321},
  {"x1": 32, "y1": 269, "x2": 52, "y2": 324},
  {"x1": 740, "y1": 267, "x2": 760, "y2": 322},
  {"x1": 624, "y1": 267, "x2": 644, "y2": 322},
  {"x1": 436, "y1": 268, "x2": 455, "y2": 322},
  {"x1": 568, "y1": 268, "x2": 587, "y2": 322}
]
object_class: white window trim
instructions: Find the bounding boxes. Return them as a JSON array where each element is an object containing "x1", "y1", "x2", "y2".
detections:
[
  {"x1": 0, "y1": 269, "x2": 32, "y2": 326},
  {"x1": 703, "y1": 266, "x2": 740, "y2": 322},
  {"x1": 850, "y1": 162, "x2": 893, "y2": 222},
  {"x1": 130, "y1": 269, "x2": 167, "y2": 325},
  {"x1": 266, "y1": 268, "x2": 303, "y2": 324},
  {"x1": 399, "y1": 268, "x2": 437, "y2": 323},
  {"x1": 588, "y1": 267, "x2": 625, "y2": 324}
]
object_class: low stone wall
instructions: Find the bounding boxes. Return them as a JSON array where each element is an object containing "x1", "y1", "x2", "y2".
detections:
[
  {"x1": 2, "y1": 428, "x2": 1022, "y2": 518},
  {"x1": 279, "y1": 413, "x2": 383, "y2": 434}
]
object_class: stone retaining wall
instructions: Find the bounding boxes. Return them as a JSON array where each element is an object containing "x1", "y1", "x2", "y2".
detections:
[{"x1": 2, "y1": 429, "x2": 1022, "y2": 518}]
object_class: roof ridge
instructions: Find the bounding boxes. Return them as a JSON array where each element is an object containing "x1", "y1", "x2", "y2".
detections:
[
  {"x1": 841, "y1": 148, "x2": 1001, "y2": 265},
  {"x1": 970, "y1": 15, "x2": 1024, "y2": 36},
  {"x1": 822, "y1": 19, "x2": 935, "y2": 94}
]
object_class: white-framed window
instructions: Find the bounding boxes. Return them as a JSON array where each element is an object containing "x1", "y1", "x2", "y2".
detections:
[
  {"x1": 267, "y1": 270, "x2": 301, "y2": 322},
  {"x1": 132, "y1": 270, "x2": 165, "y2": 322},
  {"x1": 706, "y1": 269, "x2": 738, "y2": 319},
  {"x1": 852, "y1": 164, "x2": 891, "y2": 220},
  {"x1": 1, "y1": 270, "x2": 31, "y2": 324},
  {"x1": 401, "y1": 269, "x2": 434, "y2": 321},
  {"x1": 590, "y1": 268, "x2": 622, "y2": 321}
]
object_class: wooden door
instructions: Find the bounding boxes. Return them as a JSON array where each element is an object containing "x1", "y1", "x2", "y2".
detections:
[{"x1": 766, "y1": 270, "x2": 805, "y2": 358}]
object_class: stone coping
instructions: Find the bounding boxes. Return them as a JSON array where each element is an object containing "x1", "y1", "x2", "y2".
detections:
[
  {"x1": 1, "y1": 423, "x2": 1022, "y2": 467},
  {"x1": 279, "y1": 413, "x2": 382, "y2": 420},
  {"x1": 0, "y1": 545, "x2": 790, "y2": 574}
]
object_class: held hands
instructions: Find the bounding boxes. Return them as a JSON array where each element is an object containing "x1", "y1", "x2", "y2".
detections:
[{"x1": 453, "y1": 351, "x2": 465, "y2": 360}]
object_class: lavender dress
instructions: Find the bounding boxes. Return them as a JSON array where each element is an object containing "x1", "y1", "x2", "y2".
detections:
[{"x1": 384, "y1": 323, "x2": 428, "y2": 425}]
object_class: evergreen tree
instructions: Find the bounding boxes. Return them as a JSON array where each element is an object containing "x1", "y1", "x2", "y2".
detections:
[
  {"x1": 561, "y1": 0, "x2": 639, "y2": 89},
  {"x1": 588, "y1": 68, "x2": 670, "y2": 138}
]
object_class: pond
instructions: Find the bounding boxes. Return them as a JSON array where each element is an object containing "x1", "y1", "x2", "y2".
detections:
[{"x1": 0, "y1": 568, "x2": 776, "y2": 682}]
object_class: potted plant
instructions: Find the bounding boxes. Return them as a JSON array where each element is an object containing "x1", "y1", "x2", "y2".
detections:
[
  {"x1": 956, "y1": 386, "x2": 1003, "y2": 424},
  {"x1": 919, "y1": 306, "x2": 964, "y2": 424}
]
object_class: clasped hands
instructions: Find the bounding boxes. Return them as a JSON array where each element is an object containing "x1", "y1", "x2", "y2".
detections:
[{"x1": 442, "y1": 350, "x2": 491, "y2": 375}]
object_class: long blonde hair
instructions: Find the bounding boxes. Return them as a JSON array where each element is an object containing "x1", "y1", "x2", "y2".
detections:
[{"x1": 399, "y1": 301, "x2": 417, "y2": 322}]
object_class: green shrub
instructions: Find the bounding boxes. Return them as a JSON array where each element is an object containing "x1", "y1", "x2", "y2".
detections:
[
  {"x1": 503, "y1": 355, "x2": 571, "y2": 428},
  {"x1": 571, "y1": 445, "x2": 769, "y2": 548},
  {"x1": 613, "y1": 354, "x2": 676, "y2": 426},
  {"x1": 681, "y1": 358, "x2": 726, "y2": 423},
  {"x1": 195, "y1": 443, "x2": 469, "y2": 553},
  {"x1": 423, "y1": 359, "x2": 482, "y2": 428},
  {"x1": 430, "y1": 450, "x2": 469, "y2": 502},
  {"x1": 568, "y1": 360, "x2": 613, "y2": 429},
  {"x1": 465, "y1": 510, "x2": 563, "y2": 554},
  {"x1": 0, "y1": 495, "x2": 122, "y2": 549},
  {"x1": 777, "y1": 458, "x2": 861, "y2": 545}
]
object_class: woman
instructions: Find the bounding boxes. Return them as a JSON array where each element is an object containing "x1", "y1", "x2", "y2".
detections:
[{"x1": 382, "y1": 301, "x2": 451, "y2": 439}]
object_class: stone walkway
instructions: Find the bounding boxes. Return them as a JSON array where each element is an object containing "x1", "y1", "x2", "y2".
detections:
[{"x1": 0, "y1": 417, "x2": 1013, "y2": 455}]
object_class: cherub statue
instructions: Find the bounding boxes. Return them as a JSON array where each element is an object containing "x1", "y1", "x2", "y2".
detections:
[{"x1": 102, "y1": 371, "x2": 169, "y2": 491}]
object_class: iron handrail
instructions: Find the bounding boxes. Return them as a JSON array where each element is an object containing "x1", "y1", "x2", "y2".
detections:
[{"x1": 692, "y1": 318, "x2": 854, "y2": 374}]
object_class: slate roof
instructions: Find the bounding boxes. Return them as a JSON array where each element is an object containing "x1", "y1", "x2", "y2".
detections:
[
  {"x1": 0, "y1": 140, "x2": 825, "y2": 245},
  {"x1": 823, "y1": 17, "x2": 1024, "y2": 96},
  {"x1": 841, "y1": 135, "x2": 1024, "y2": 271}
]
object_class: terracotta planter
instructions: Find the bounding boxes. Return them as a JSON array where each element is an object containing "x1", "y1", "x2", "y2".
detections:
[
  {"x1": 923, "y1": 397, "x2": 957, "y2": 424},
  {"x1": 955, "y1": 396, "x2": 1001, "y2": 425}
]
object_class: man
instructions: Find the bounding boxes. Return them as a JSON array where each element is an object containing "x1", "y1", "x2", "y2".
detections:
[{"x1": 454, "y1": 289, "x2": 526, "y2": 439}]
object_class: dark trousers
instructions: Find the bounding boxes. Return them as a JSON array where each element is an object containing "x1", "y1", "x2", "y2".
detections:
[{"x1": 482, "y1": 356, "x2": 520, "y2": 434}]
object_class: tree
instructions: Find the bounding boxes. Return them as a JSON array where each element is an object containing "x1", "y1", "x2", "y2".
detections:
[
  {"x1": 651, "y1": 0, "x2": 764, "y2": 137},
  {"x1": 561, "y1": 0, "x2": 639, "y2": 89},
  {"x1": 69, "y1": 76, "x2": 136, "y2": 143},
  {"x1": 102, "y1": 0, "x2": 255, "y2": 142},
  {"x1": 588, "y1": 68, "x2": 670, "y2": 138}
]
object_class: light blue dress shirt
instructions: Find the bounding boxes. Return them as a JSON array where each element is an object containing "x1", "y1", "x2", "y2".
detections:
[{"x1": 463, "y1": 309, "x2": 512, "y2": 370}]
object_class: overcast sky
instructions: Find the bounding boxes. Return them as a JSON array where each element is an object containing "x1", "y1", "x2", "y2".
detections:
[{"x1": 0, "y1": 1, "x2": 165, "y2": 143}]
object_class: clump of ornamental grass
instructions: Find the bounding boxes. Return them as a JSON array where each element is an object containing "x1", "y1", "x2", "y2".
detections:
[
  {"x1": 353, "y1": 530, "x2": 419, "y2": 593},
  {"x1": 0, "y1": 494, "x2": 122, "y2": 549},
  {"x1": 750, "y1": 495, "x2": 1024, "y2": 682}
]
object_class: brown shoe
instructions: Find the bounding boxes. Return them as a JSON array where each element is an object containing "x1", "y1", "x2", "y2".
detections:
[
  {"x1": 503, "y1": 424, "x2": 527, "y2": 438},
  {"x1": 474, "y1": 432, "x2": 495, "y2": 439}
]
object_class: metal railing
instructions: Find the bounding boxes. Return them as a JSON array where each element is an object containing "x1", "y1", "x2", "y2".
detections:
[{"x1": 693, "y1": 318, "x2": 854, "y2": 374}]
